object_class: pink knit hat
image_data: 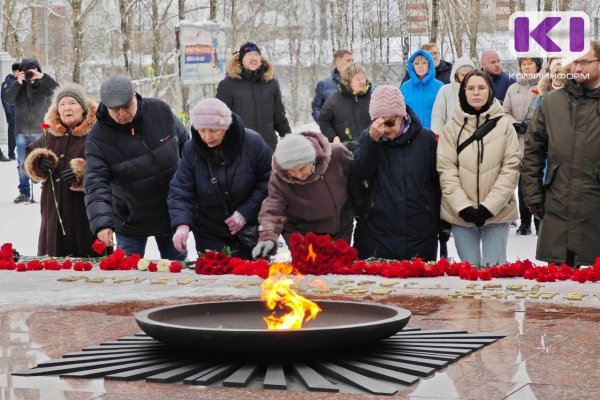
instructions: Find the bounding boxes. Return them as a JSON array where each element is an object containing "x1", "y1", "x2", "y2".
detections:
[
  {"x1": 191, "y1": 98, "x2": 232, "y2": 130},
  {"x1": 369, "y1": 85, "x2": 407, "y2": 120}
]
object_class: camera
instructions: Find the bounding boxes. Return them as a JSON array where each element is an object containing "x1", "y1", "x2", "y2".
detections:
[{"x1": 24, "y1": 70, "x2": 33, "y2": 80}]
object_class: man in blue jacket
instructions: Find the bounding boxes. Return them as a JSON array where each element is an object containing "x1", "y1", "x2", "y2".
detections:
[
  {"x1": 480, "y1": 50, "x2": 516, "y2": 103},
  {"x1": 311, "y1": 49, "x2": 353, "y2": 122},
  {"x1": 84, "y1": 75, "x2": 189, "y2": 260}
]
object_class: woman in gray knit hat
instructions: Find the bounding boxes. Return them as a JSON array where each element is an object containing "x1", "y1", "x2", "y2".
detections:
[
  {"x1": 23, "y1": 82, "x2": 98, "y2": 257},
  {"x1": 252, "y1": 131, "x2": 354, "y2": 259}
]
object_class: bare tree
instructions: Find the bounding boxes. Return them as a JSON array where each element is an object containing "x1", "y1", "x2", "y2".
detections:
[
  {"x1": 209, "y1": 0, "x2": 217, "y2": 20},
  {"x1": 66, "y1": 0, "x2": 101, "y2": 83},
  {"x1": 430, "y1": 0, "x2": 439, "y2": 43},
  {"x1": 118, "y1": 0, "x2": 139, "y2": 76}
]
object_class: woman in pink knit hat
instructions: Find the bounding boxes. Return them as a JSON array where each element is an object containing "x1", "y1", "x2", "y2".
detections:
[
  {"x1": 168, "y1": 98, "x2": 272, "y2": 259},
  {"x1": 350, "y1": 85, "x2": 442, "y2": 261}
]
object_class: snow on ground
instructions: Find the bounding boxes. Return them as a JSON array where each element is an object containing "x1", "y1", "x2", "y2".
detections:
[{"x1": 0, "y1": 146, "x2": 539, "y2": 263}]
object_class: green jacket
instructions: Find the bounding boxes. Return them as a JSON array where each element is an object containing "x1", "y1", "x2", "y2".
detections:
[{"x1": 522, "y1": 79, "x2": 600, "y2": 265}]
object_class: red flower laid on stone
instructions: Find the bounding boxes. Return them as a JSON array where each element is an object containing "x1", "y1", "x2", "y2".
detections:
[
  {"x1": 169, "y1": 261, "x2": 183, "y2": 273},
  {"x1": 92, "y1": 240, "x2": 107, "y2": 255}
]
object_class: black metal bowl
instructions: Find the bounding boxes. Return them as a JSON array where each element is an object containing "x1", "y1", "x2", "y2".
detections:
[{"x1": 135, "y1": 300, "x2": 411, "y2": 353}]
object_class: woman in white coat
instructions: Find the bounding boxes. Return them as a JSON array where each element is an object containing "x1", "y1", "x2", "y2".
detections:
[
  {"x1": 437, "y1": 70, "x2": 521, "y2": 265},
  {"x1": 431, "y1": 57, "x2": 476, "y2": 134}
]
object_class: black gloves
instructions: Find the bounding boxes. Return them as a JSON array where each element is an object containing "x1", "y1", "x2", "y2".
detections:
[
  {"x1": 60, "y1": 168, "x2": 76, "y2": 185},
  {"x1": 459, "y1": 205, "x2": 493, "y2": 227},
  {"x1": 38, "y1": 158, "x2": 54, "y2": 172},
  {"x1": 513, "y1": 121, "x2": 528, "y2": 134},
  {"x1": 528, "y1": 203, "x2": 545, "y2": 220},
  {"x1": 439, "y1": 220, "x2": 451, "y2": 243}
]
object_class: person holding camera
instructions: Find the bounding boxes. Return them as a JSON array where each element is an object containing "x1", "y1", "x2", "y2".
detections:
[
  {"x1": 503, "y1": 57, "x2": 542, "y2": 235},
  {"x1": 3, "y1": 58, "x2": 58, "y2": 204}
]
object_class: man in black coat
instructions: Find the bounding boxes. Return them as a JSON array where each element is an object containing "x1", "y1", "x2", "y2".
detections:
[
  {"x1": 0, "y1": 62, "x2": 19, "y2": 161},
  {"x1": 84, "y1": 75, "x2": 189, "y2": 260}
]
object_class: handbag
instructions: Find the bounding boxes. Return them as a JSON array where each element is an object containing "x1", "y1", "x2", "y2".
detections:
[{"x1": 206, "y1": 163, "x2": 259, "y2": 250}]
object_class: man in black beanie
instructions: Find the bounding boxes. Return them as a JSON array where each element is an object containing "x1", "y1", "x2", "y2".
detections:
[{"x1": 3, "y1": 58, "x2": 58, "y2": 203}]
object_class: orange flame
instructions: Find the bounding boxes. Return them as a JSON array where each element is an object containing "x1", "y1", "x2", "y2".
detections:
[
  {"x1": 261, "y1": 263, "x2": 322, "y2": 329},
  {"x1": 307, "y1": 243, "x2": 317, "y2": 262}
]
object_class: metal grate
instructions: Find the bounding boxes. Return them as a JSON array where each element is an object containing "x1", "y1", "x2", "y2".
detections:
[{"x1": 14, "y1": 329, "x2": 504, "y2": 395}]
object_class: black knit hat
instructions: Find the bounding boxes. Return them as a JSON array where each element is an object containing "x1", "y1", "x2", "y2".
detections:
[
  {"x1": 239, "y1": 42, "x2": 261, "y2": 59},
  {"x1": 459, "y1": 70, "x2": 495, "y2": 115}
]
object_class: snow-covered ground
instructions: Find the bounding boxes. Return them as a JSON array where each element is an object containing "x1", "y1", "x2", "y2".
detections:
[{"x1": 0, "y1": 144, "x2": 539, "y2": 263}]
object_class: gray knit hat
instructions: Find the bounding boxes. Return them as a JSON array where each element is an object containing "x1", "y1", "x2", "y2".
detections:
[
  {"x1": 53, "y1": 82, "x2": 88, "y2": 115},
  {"x1": 100, "y1": 75, "x2": 135, "y2": 108},
  {"x1": 274, "y1": 134, "x2": 316, "y2": 170}
]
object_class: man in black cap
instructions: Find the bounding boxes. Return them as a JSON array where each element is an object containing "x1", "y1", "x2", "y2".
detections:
[
  {"x1": 216, "y1": 42, "x2": 290, "y2": 150},
  {"x1": 3, "y1": 58, "x2": 58, "y2": 203},
  {"x1": 0, "y1": 63, "x2": 20, "y2": 161},
  {"x1": 84, "y1": 75, "x2": 189, "y2": 260}
]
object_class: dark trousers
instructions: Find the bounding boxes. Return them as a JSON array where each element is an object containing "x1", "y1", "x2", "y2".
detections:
[
  {"x1": 518, "y1": 177, "x2": 539, "y2": 230},
  {"x1": 7, "y1": 123, "x2": 15, "y2": 158}
]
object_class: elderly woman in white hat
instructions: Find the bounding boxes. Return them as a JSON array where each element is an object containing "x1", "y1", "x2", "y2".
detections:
[{"x1": 252, "y1": 131, "x2": 354, "y2": 259}]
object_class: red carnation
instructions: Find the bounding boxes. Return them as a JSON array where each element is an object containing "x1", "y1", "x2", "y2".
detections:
[
  {"x1": 92, "y1": 240, "x2": 107, "y2": 255},
  {"x1": 40, "y1": 122, "x2": 51, "y2": 130}
]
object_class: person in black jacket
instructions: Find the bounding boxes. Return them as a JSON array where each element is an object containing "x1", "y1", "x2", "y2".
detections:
[
  {"x1": 318, "y1": 63, "x2": 372, "y2": 150},
  {"x1": 216, "y1": 42, "x2": 290, "y2": 150},
  {"x1": 84, "y1": 75, "x2": 189, "y2": 260},
  {"x1": 311, "y1": 49, "x2": 354, "y2": 122},
  {"x1": 4, "y1": 58, "x2": 59, "y2": 203},
  {"x1": 169, "y1": 98, "x2": 272, "y2": 260},
  {"x1": 0, "y1": 62, "x2": 20, "y2": 161},
  {"x1": 351, "y1": 85, "x2": 440, "y2": 261}
]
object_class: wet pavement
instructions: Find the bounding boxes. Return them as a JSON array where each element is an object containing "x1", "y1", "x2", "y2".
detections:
[{"x1": 1, "y1": 270, "x2": 600, "y2": 399}]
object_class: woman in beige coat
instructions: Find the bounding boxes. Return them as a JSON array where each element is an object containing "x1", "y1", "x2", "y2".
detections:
[{"x1": 437, "y1": 70, "x2": 521, "y2": 265}]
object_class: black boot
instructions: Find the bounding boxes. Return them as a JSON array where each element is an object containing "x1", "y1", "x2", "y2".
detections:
[{"x1": 516, "y1": 224, "x2": 532, "y2": 235}]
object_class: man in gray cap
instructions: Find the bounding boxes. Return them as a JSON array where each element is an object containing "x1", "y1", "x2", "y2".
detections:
[{"x1": 84, "y1": 75, "x2": 189, "y2": 259}]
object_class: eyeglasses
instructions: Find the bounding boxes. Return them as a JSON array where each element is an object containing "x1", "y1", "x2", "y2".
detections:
[
  {"x1": 572, "y1": 59, "x2": 600, "y2": 67},
  {"x1": 465, "y1": 85, "x2": 489, "y2": 93}
]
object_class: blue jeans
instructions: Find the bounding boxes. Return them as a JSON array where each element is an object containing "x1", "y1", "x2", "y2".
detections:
[
  {"x1": 116, "y1": 233, "x2": 186, "y2": 261},
  {"x1": 452, "y1": 222, "x2": 510, "y2": 266},
  {"x1": 16, "y1": 132, "x2": 42, "y2": 196}
]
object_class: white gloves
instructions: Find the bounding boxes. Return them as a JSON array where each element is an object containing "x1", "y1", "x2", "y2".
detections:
[
  {"x1": 224, "y1": 211, "x2": 247, "y2": 235},
  {"x1": 172, "y1": 225, "x2": 190, "y2": 253},
  {"x1": 252, "y1": 240, "x2": 276, "y2": 259}
]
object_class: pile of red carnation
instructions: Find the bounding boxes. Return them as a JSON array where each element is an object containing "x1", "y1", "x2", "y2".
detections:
[
  {"x1": 194, "y1": 251, "x2": 269, "y2": 278},
  {"x1": 288, "y1": 233, "x2": 358, "y2": 275},
  {"x1": 0, "y1": 243, "x2": 93, "y2": 271}
]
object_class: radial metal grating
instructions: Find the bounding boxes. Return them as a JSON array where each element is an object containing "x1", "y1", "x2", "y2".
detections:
[{"x1": 14, "y1": 329, "x2": 505, "y2": 395}]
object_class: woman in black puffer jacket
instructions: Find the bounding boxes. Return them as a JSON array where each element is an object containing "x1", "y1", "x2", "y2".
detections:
[
  {"x1": 318, "y1": 63, "x2": 372, "y2": 150},
  {"x1": 168, "y1": 98, "x2": 272, "y2": 260},
  {"x1": 216, "y1": 42, "x2": 290, "y2": 150}
]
